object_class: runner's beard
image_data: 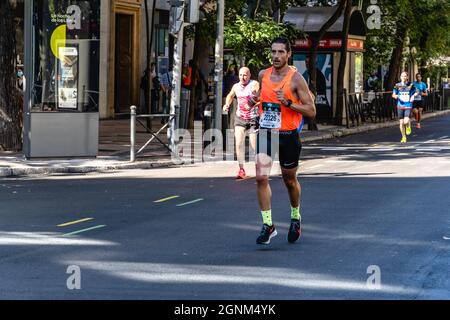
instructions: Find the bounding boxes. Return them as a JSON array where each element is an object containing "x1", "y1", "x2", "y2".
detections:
[{"x1": 273, "y1": 59, "x2": 287, "y2": 70}]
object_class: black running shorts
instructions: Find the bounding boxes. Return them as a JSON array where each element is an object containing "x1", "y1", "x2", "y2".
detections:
[
  {"x1": 413, "y1": 100, "x2": 424, "y2": 109},
  {"x1": 256, "y1": 129, "x2": 302, "y2": 169}
]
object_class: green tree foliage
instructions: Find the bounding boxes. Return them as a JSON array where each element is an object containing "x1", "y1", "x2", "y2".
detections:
[
  {"x1": 409, "y1": 0, "x2": 450, "y2": 85},
  {"x1": 223, "y1": 0, "x2": 304, "y2": 69},
  {"x1": 224, "y1": 15, "x2": 302, "y2": 69},
  {"x1": 363, "y1": 0, "x2": 450, "y2": 87}
]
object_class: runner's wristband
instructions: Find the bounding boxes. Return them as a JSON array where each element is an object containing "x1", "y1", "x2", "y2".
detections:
[{"x1": 286, "y1": 99, "x2": 293, "y2": 109}]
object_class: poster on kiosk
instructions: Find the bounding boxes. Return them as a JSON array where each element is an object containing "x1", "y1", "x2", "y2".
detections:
[{"x1": 57, "y1": 46, "x2": 79, "y2": 110}]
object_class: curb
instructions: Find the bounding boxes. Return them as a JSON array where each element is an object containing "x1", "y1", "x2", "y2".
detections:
[
  {"x1": 302, "y1": 109, "x2": 450, "y2": 143},
  {"x1": 0, "y1": 159, "x2": 176, "y2": 178},
  {"x1": 1, "y1": 109, "x2": 449, "y2": 178}
]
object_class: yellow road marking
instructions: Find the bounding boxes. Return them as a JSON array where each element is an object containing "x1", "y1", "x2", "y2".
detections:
[
  {"x1": 154, "y1": 195, "x2": 180, "y2": 203},
  {"x1": 58, "y1": 217, "x2": 94, "y2": 227}
]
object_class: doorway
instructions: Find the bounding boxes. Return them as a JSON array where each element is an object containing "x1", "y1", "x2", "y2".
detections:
[{"x1": 114, "y1": 13, "x2": 133, "y2": 114}]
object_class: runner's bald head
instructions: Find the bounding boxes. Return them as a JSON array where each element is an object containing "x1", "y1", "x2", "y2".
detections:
[
  {"x1": 239, "y1": 67, "x2": 251, "y2": 85},
  {"x1": 239, "y1": 67, "x2": 251, "y2": 76}
]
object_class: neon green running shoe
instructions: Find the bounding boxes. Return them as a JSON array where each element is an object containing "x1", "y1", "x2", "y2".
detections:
[
  {"x1": 401, "y1": 136, "x2": 407, "y2": 143},
  {"x1": 406, "y1": 125, "x2": 411, "y2": 136}
]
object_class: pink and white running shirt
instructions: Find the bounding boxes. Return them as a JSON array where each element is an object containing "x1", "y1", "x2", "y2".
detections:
[{"x1": 233, "y1": 80, "x2": 258, "y2": 121}]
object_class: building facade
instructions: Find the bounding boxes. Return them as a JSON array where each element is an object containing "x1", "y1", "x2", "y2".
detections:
[{"x1": 100, "y1": 0, "x2": 172, "y2": 119}]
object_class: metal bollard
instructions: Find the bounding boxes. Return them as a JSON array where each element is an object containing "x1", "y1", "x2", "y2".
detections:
[
  {"x1": 130, "y1": 105, "x2": 136, "y2": 162},
  {"x1": 222, "y1": 111, "x2": 228, "y2": 151},
  {"x1": 203, "y1": 104, "x2": 213, "y2": 150}
]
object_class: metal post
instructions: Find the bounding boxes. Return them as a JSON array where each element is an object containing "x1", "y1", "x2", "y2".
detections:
[
  {"x1": 168, "y1": 2, "x2": 185, "y2": 155},
  {"x1": 214, "y1": 0, "x2": 224, "y2": 131},
  {"x1": 130, "y1": 105, "x2": 136, "y2": 162},
  {"x1": 23, "y1": 0, "x2": 33, "y2": 157}
]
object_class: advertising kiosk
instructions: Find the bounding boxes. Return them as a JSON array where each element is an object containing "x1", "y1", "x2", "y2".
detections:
[{"x1": 23, "y1": 0, "x2": 100, "y2": 157}]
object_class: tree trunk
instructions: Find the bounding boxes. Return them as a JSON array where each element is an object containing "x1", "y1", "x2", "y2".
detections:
[
  {"x1": 188, "y1": 25, "x2": 203, "y2": 129},
  {"x1": 145, "y1": 0, "x2": 157, "y2": 130},
  {"x1": 307, "y1": 0, "x2": 347, "y2": 130},
  {"x1": 272, "y1": 0, "x2": 280, "y2": 22},
  {"x1": 334, "y1": 0, "x2": 352, "y2": 126},
  {"x1": 144, "y1": 0, "x2": 150, "y2": 118},
  {"x1": 418, "y1": 32, "x2": 428, "y2": 75},
  {"x1": 308, "y1": 0, "x2": 346, "y2": 96},
  {"x1": 0, "y1": 0, "x2": 22, "y2": 151},
  {"x1": 386, "y1": 23, "x2": 407, "y2": 91}
]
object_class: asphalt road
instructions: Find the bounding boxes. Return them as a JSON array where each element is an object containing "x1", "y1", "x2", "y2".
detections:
[{"x1": 1, "y1": 115, "x2": 449, "y2": 300}]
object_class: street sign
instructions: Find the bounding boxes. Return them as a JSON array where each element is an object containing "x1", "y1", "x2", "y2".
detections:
[
  {"x1": 169, "y1": 5, "x2": 184, "y2": 36},
  {"x1": 185, "y1": 0, "x2": 200, "y2": 24}
]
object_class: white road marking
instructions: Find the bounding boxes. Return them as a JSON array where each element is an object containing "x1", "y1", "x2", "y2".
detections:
[
  {"x1": 324, "y1": 160, "x2": 357, "y2": 163},
  {"x1": 415, "y1": 148, "x2": 442, "y2": 152},
  {"x1": 304, "y1": 164, "x2": 324, "y2": 170},
  {"x1": 366, "y1": 148, "x2": 395, "y2": 152}
]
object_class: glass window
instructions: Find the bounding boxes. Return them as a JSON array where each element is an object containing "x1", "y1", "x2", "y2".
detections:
[
  {"x1": 355, "y1": 52, "x2": 363, "y2": 93},
  {"x1": 32, "y1": 0, "x2": 100, "y2": 112}
]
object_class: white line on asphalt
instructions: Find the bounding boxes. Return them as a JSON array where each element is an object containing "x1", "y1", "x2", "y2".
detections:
[
  {"x1": 366, "y1": 148, "x2": 395, "y2": 152},
  {"x1": 415, "y1": 148, "x2": 442, "y2": 152},
  {"x1": 176, "y1": 198, "x2": 204, "y2": 207},
  {"x1": 62, "y1": 225, "x2": 107, "y2": 237},
  {"x1": 324, "y1": 160, "x2": 357, "y2": 163},
  {"x1": 303, "y1": 164, "x2": 324, "y2": 170},
  {"x1": 320, "y1": 147, "x2": 350, "y2": 151},
  {"x1": 438, "y1": 136, "x2": 449, "y2": 140}
]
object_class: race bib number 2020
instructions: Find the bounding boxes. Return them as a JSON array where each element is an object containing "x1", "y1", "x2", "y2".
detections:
[{"x1": 260, "y1": 102, "x2": 281, "y2": 129}]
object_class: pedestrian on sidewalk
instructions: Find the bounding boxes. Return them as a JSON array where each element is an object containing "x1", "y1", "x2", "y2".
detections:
[
  {"x1": 254, "y1": 37, "x2": 316, "y2": 245},
  {"x1": 150, "y1": 63, "x2": 161, "y2": 114},
  {"x1": 392, "y1": 71, "x2": 418, "y2": 143},
  {"x1": 160, "y1": 68, "x2": 173, "y2": 124},
  {"x1": 223, "y1": 67, "x2": 260, "y2": 179},
  {"x1": 412, "y1": 73, "x2": 428, "y2": 129}
]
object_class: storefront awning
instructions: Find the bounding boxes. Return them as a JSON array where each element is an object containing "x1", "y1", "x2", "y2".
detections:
[{"x1": 283, "y1": 6, "x2": 367, "y2": 37}]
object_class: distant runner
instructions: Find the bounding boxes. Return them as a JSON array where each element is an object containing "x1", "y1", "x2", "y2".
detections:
[
  {"x1": 412, "y1": 73, "x2": 428, "y2": 129},
  {"x1": 223, "y1": 67, "x2": 260, "y2": 179},
  {"x1": 392, "y1": 71, "x2": 418, "y2": 143}
]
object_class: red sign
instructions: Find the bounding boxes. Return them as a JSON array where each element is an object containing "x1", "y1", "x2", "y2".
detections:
[
  {"x1": 294, "y1": 38, "x2": 364, "y2": 51},
  {"x1": 347, "y1": 39, "x2": 364, "y2": 50}
]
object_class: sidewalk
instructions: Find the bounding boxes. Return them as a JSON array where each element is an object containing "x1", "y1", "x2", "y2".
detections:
[{"x1": 1, "y1": 109, "x2": 449, "y2": 178}]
